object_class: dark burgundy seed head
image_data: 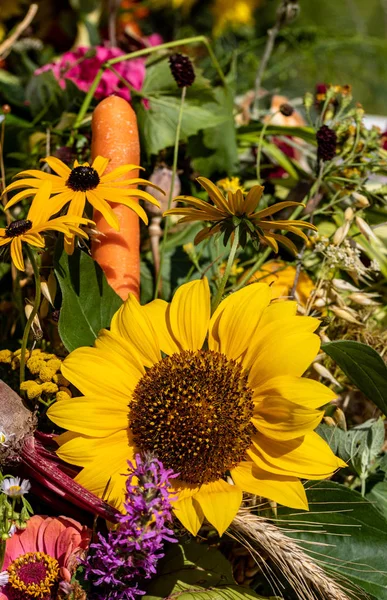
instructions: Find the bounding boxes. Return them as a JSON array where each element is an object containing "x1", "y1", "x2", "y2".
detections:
[
  {"x1": 66, "y1": 166, "x2": 100, "y2": 192},
  {"x1": 5, "y1": 219, "x2": 32, "y2": 238},
  {"x1": 169, "y1": 53, "x2": 195, "y2": 88}
]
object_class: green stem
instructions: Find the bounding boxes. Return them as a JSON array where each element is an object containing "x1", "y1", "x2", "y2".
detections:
[
  {"x1": 70, "y1": 35, "x2": 226, "y2": 141},
  {"x1": 0, "y1": 540, "x2": 5, "y2": 570},
  {"x1": 211, "y1": 228, "x2": 240, "y2": 313},
  {"x1": 19, "y1": 247, "x2": 41, "y2": 386},
  {"x1": 233, "y1": 246, "x2": 271, "y2": 292},
  {"x1": 154, "y1": 86, "x2": 187, "y2": 299},
  {"x1": 256, "y1": 111, "x2": 278, "y2": 184}
]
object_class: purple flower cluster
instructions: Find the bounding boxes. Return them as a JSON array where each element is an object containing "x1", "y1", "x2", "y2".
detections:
[{"x1": 85, "y1": 454, "x2": 178, "y2": 600}]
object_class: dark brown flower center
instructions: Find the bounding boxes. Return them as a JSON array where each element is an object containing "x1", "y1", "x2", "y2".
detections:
[
  {"x1": 66, "y1": 166, "x2": 100, "y2": 192},
  {"x1": 6, "y1": 551, "x2": 59, "y2": 599},
  {"x1": 5, "y1": 219, "x2": 32, "y2": 238},
  {"x1": 129, "y1": 350, "x2": 254, "y2": 485}
]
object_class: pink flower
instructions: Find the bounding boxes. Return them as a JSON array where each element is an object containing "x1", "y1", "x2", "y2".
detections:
[
  {"x1": 0, "y1": 515, "x2": 90, "y2": 599},
  {"x1": 36, "y1": 45, "x2": 146, "y2": 101}
]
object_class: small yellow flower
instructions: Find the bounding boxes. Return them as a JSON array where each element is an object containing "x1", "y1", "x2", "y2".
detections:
[
  {"x1": 164, "y1": 177, "x2": 316, "y2": 252},
  {"x1": 56, "y1": 390, "x2": 72, "y2": 401},
  {"x1": 20, "y1": 380, "x2": 43, "y2": 400},
  {"x1": 0, "y1": 349, "x2": 12, "y2": 364},
  {"x1": 217, "y1": 177, "x2": 245, "y2": 194},
  {"x1": 3, "y1": 155, "x2": 162, "y2": 253},
  {"x1": 212, "y1": 0, "x2": 261, "y2": 35},
  {"x1": 0, "y1": 181, "x2": 91, "y2": 271},
  {"x1": 40, "y1": 382, "x2": 59, "y2": 395},
  {"x1": 26, "y1": 356, "x2": 45, "y2": 375}
]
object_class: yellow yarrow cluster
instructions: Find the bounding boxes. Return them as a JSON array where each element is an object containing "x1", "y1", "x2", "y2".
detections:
[
  {"x1": 0, "y1": 348, "x2": 71, "y2": 402},
  {"x1": 217, "y1": 177, "x2": 246, "y2": 194}
]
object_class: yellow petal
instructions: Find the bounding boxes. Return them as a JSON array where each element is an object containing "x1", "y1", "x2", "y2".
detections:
[
  {"x1": 168, "y1": 279, "x2": 210, "y2": 351},
  {"x1": 252, "y1": 397, "x2": 323, "y2": 440},
  {"x1": 61, "y1": 346, "x2": 137, "y2": 399},
  {"x1": 258, "y1": 300, "x2": 297, "y2": 327},
  {"x1": 173, "y1": 496, "x2": 204, "y2": 536},
  {"x1": 195, "y1": 479, "x2": 242, "y2": 536},
  {"x1": 248, "y1": 318, "x2": 320, "y2": 386},
  {"x1": 248, "y1": 432, "x2": 346, "y2": 479},
  {"x1": 55, "y1": 432, "x2": 97, "y2": 466},
  {"x1": 209, "y1": 283, "x2": 271, "y2": 362},
  {"x1": 141, "y1": 299, "x2": 180, "y2": 355},
  {"x1": 48, "y1": 395, "x2": 127, "y2": 436},
  {"x1": 100, "y1": 164, "x2": 140, "y2": 182},
  {"x1": 92, "y1": 156, "x2": 110, "y2": 177},
  {"x1": 10, "y1": 238, "x2": 24, "y2": 271},
  {"x1": 231, "y1": 462, "x2": 308, "y2": 510},
  {"x1": 27, "y1": 180, "x2": 53, "y2": 223},
  {"x1": 94, "y1": 328, "x2": 145, "y2": 376},
  {"x1": 86, "y1": 190, "x2": 120, "y2": 230},
  {"x1": 255, "y1": 375, "x2": 337, "y2": 410},
  {"x1": 43, "y1": 156, "x2": 72, "y2": 178},
  {"x1": 111, "y1": 295, "x2": 161, "y2": 367}
]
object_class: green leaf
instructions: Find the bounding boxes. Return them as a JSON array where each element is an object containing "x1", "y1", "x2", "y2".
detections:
[
  {"x1": 144, "y1": 542, "x2": 266, "y2": 600},
  {"x1": 0, "y1": 69, "x2": 25, "y2": 107},
  {"x1": 137, "y1": 95, "x2": 227, "y2": 156},
  {"x1": 367, "y1": 482, "x2": 387, "y2": 520},
  {"x1": 54, "y1": 244, "x2": 123, "y2": 352},
  {"x1": 322, "y1": 340, "x2": 387, "y2": 415},
  {"x1": 260, "y1": 139, "x2": 299, "y2": 180},
  {"x1": 276, "y1": 481, "x2": 387, "y2": 599}
]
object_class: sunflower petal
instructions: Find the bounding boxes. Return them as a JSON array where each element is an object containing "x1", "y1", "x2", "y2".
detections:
[
  {"x1": 256, "y1": 375, "x2": 337, "y2": 410},
  {"x1": 173, "y1": 496, "x2": 204, "y2": 536},
  {"x1": 195, "y1": 479, "x2": 242, "y2": 536},
  {"x1": 231, "y1": 462, "x2": 308, "y2": 510},
  {"x1": 248, "y1": 432, "x2": 346, "y2": 478},
  {"x1": 141, "y1": 299, "x2": 180, "y2": 355},
  {"x1": 47, "y1": 395, "x2": 128, "y2": 437},
  {"x1": 258, "y1": 301, "x2": 298, "y2": 327},
  {"x1": 61, "y1": 346, "x2": 139, "y2": 399},
  {"x1": 209, "y1": 282, "x2": 271, "y2": 362},
  {"x1": 92, "y1": 156, "x2": 110, "y2": 177},
  {"x1": 252, "y1": 397, "x2": 323, "y2": 440},
  {"x1": 168, "y1": 279, "x2": 210, "y2": 351},
  {"x1": 110, "y1": 294, "x2": 161, "y2": 367},
  {"x1": 86, "y1": 190, "x2": 120, "y2": 230}
]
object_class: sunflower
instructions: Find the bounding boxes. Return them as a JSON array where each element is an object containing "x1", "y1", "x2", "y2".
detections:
[
  {"x1": 48, "y1": 279, "x2": 345, "y2": 537},
  {"x1": 3, "y1": 155, "x2": 161, "y2": 252},
  {"x1": 164, "y1": 177, "x2": 316, "y2": 252},
  {"x1": 0, "y1": 181, "x2": 91, "y2": 271}
]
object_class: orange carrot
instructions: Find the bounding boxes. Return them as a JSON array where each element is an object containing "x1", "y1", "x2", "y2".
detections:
[{"x1": 91, "y1": 95, "x2": 141, "y2": 301}]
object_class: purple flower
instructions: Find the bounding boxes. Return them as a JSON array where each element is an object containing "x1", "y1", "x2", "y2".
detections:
[
  {"x1": 35, "y1": 45, "x2": 146, "y2": 101},
  {"x1": 84, "y1": 454, "x2": 178, "y2": 600}
]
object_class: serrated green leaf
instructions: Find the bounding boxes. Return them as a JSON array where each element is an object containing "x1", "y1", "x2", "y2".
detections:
[
  {"x1": 322, "y1": 340, "x2": 387, "y2": 415},
  {"x1": 276, "y1": 481, "x2": 387, "y2": 599},
  {"x1": 54, "y1": 244, "x2": 123, "y2": 352},
  {"x1": 144, "y1": 542, "x2": 266, "y2": 600}
]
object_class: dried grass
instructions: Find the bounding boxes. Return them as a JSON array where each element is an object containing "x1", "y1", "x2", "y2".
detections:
[{"x1": 230, "y1": 507, "x2": 364, "y2": 600}]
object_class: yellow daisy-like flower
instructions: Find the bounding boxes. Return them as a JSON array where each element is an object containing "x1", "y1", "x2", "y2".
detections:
[
  {"x1": 212, "y1": 0, "x2": 261, "y2": 36},
  {"x1": 250, "y1": 260, "x2": 315, "y2": 306},
  {"x1": 3, "y1": 155, "x2": 161, "y2": 252},
  {"x1": 0, "y1": 181, "x2": 91, "y2": 271},
  {"x1": 48, "y1": 279, "x2": 345, "y2": 537},
  {"x1": 164, "y1": 177, "x2": 316, "y2": 252}
]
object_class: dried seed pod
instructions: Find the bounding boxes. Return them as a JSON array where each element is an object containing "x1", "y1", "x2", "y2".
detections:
[
  {"x1": 355, "y1": 216, "x2": 378, "y2": 242},
  {"x1": 344, "y1": 207, "x2": 354, "y2": 221},
  {"x1": 313, "y1": 362, "x2": 341, "y2": 387},
  {"x1": 352, "y1": 192, "x2": 369, "y2": 208},
  {"x1": 348, "y1": 292, "x2": 380, "y2": 306},
  {"x1": 25, "y1": 303, "x2": 43, "y2": 340},
  {"x1": 333, "y1": 221, "x2": 350, "y2": 246},
  {"x1": 331, "y1": 305, "x2": 362, "y2": 324},
  {"x1": 0, "y1": 379, "x2": 36, "y2": 466},
  {"x1": 40, "y1": 272, "x2": 57, "y2": 307},
  {"x1": 332, "y1": 278, "x2": 359, "y2": 292},
  {"x1": 333, "y1": 407, "x2": 347, "y2": 431}
]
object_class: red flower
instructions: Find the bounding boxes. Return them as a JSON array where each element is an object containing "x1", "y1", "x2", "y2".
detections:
[{"x1": 0, "y1": 515, "x2": 90, "y2": 599}]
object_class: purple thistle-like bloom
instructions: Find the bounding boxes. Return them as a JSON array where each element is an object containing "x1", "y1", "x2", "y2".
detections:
[{"x1": 84, "y1": 453, "x2": 178, "y2": 600}]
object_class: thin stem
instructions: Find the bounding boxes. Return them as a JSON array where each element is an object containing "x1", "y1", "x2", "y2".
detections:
[
  {"x1": 211, "y1": 228, "x2": 240, "y2": 313},
  {"x1": 19, "y1": 247, "x2": 41, "y2": 386},
  {"x1": 154, "y1": 86, "x2": 187, "y2": 299},
  {"x1": 256, "y1": 111, "x2": 278, "y2": 183},
  {"x1": 70, "y1": 35, "x2": 226, "y2": 140},
  {"x1": 233, "y1": 246, "x2": 271, "y2": 292},
  {"x1": 253, "y1": 22, "x2": 281, "y2": 116}
]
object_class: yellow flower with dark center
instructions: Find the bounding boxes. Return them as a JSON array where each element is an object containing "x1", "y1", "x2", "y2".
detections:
[
  {"x1": 0, "y1": 181, "x2": 91, "y2": 271},
  {"x1": 48, "y1": 279, "x2": 345, "y2": 537},
  {"x1": 3, "y1": 155, "x2": 161, "y2": 252},
  {"x1": 164, "y1": 177, "x2": 317, "y2": 252}
]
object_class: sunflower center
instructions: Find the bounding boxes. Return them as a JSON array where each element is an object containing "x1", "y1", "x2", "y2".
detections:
[
  {"x1": 5, "y1": 219, "x2": 32, "y2": 238},
  {"x1": 66, "y1": 166, "x2": 100, "y2": 192},
  {"x1": 130, "y1": 350, "x2": 254, "y2": 485},
  {"x1": 6, "y1": 551, "x2": 59, "y2": 599}
]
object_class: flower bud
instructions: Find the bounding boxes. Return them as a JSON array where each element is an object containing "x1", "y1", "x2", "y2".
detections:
[
  {"x1": 313, "y1": 362, "x2": 341, "y2": 386},
  {"x1": 331, "y1": 305, "x2": 362, "y2": 324},
  {"x1": 348, "y1": 292, "x2": 379, "y2": 306},
  {"x1": 323, "y1": 416, "x2": 336, "y2": 427},
  {"x1": 279, "y1": 103, "x2": 294, "y2": 117},
  {"x1": 333, "y1": 407, "x2": 347, "y2": 430},
  {"x1": 24, "y1": 304, "x2": 43, "y2": 340},
  {"x1": 355, "y1": 216, "x2": 378, "y2": 242},
  {"x1": 352, "y1": 192, "x2": 369, "y2": 208},
  {"x1": 333, "y1": 221, "x2": 350, "y2": 245},
  {"x1": 40, "y1": 272, "x2": 57, "y2": 307},
  {"x1": 344, "y1": 207, "x2": 354, "y2": 221},
  {"x1": 332, "y1": 278, "x2": 359, "y2": 292}
]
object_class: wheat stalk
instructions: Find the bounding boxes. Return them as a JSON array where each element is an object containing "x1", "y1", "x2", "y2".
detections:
[{"x1": 230, "y1": 507, "x2": 362, "y2": 600}]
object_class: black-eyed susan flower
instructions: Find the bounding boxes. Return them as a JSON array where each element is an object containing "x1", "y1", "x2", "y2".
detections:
[
  {"x1": 48, "y1": 279, "x2": 345, "y2": 537},
  {"x1": 0, "y1": 181, "x2": 91, "y2": 271},
  {"x1": 164, "y1": 177, "x2": 316, "y2": 252},
  {"x1": 3, "y1": 156, "x2": 161, "y2": 252}
]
